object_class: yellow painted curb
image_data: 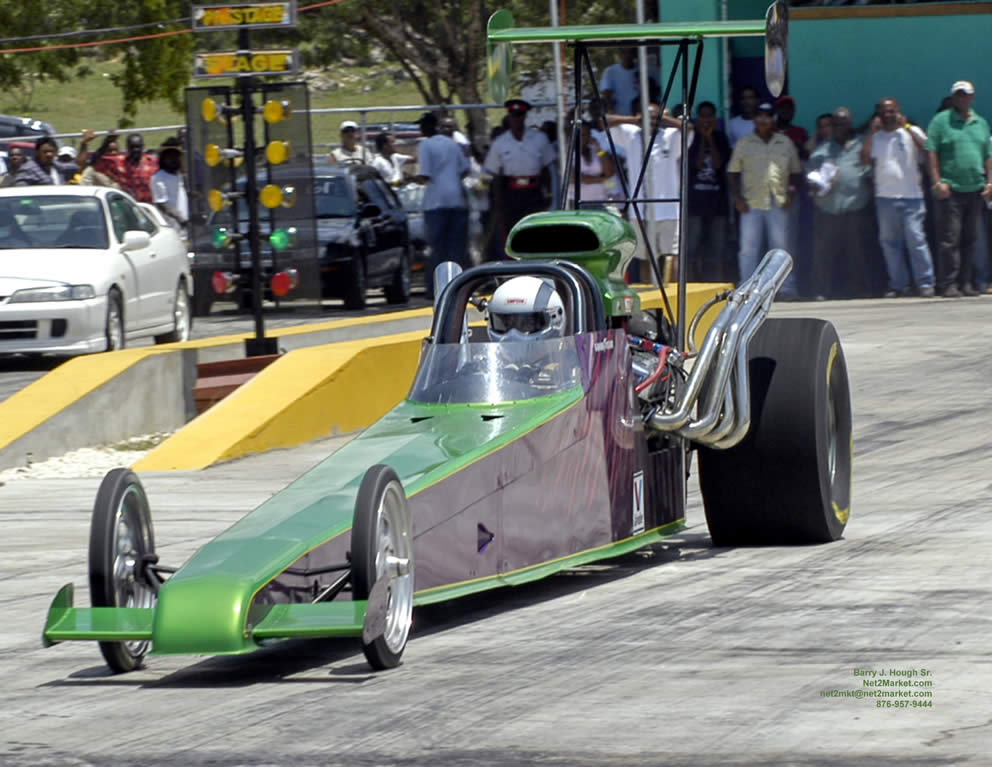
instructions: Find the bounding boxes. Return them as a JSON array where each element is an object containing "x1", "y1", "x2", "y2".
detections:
[
  {"x1": 133, "y1": 329, "x2": 427, "y2": 471},
  {"x1": 134, "y1": 283, "x2": 732, "y2": 472}
]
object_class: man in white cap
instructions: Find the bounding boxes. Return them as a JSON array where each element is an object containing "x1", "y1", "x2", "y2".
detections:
[
  {"x1": 330, "y1": 120, "x2": 369, "y2": 164},
  {"x1": 925, "y1": 80, "x2": 992, "y2": 297}
]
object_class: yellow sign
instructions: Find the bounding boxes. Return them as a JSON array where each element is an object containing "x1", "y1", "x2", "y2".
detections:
[
  {"x1": 193, "y1": 49, "x2": 299, "y2": 79},
  {"x1": 193, "y1": 2, "x2": 296, "y2": 31}
]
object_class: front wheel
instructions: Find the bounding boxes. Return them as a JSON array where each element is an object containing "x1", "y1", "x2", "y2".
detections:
[
  {"x1": 104, "y1": 290, "x2": 124, "y2": 352},
  {"x1": 698, "y1": 318, "x2": 852, "y2": 546},
  {"x1": 351, "y1": 464, "x2": 414, "y2": 670},
  {"x1": 343, "y1": 252, "x2": 367, "y2": 310},
  {"x1": 384, "y1": 247, "x2": 412, "y2": 305},
  {"x1": 154, "y1": 280, "x2": 192, "y2": 344},
  {"x1": 88, "y1": 469, "x2": 157, "y2": 673}
]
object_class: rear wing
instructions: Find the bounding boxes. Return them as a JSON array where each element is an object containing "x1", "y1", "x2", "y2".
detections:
[{"x1": 487, "y1": 16, "x2": 765, "y2": 45}]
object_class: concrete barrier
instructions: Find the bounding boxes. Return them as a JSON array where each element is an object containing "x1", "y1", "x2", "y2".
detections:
[
  {"x1": 133, "y1": 331, "x2": 427, "y2": 472},
  {"x1": 0, "y1": 307, "x2": 435, "y2": 473},
  {"x1": 0, "y1": 349, "x2": 198, "y2": 472}
]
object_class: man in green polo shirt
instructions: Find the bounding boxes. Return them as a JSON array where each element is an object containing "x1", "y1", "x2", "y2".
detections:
[{"x1": 926, "y1": 80, "x2": 992, "y2": 297}]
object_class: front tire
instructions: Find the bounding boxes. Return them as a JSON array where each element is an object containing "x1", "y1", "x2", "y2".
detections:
[
  {"x1": 88, "y1": 469, "x2": 157, "y2": 673},
  {"x1": 154, "y1": 280, "x2": 192, "y2": 344},
  {"x1": 343, "y1": 252, "x2": 367, "y2": 310},
  {"x1": 351, "y1": 465, "x2": 414, "y2": 670},
  {"x1": 698, "y1": 318, "x2": 852, "y2": 545},
  {"x1": 384, "y1": 247, "x2": 412, "y2": 305},
  {"x1": 104, "y1": 289, "x2": 124, "y2": 352}
]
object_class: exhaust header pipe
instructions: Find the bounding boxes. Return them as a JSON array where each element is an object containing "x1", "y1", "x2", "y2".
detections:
[{"x1": 646, "y1": 249, "x2": 792, "y2": 448}]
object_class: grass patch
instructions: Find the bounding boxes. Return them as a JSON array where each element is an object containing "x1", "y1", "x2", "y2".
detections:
[{"x1": 3, "y1": 58, "x2": 500, "y2": 150}]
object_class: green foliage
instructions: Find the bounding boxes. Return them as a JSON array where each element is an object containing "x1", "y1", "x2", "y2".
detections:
[
  {"x1": 0, "y1": 0, "x2": 635, "y2": 133},
  {"x1": 0, "y1": 0, "x2": 192, "y2": 128}
]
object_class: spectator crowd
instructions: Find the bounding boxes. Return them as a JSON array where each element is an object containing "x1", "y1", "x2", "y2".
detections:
[
  {"x1": 5, "y1": 59, "x2": 989, "y2": 303},
  {"x1": 333, "y1": 50, "x2": 992, "y2": 302},
  {"x1": 0, "y1": 129, "x2": 189, "y2": 243}
]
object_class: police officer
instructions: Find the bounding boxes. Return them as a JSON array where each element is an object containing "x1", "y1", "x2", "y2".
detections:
[{"x1": 483, "y1": 99, "x2": 555, "y2": 256}]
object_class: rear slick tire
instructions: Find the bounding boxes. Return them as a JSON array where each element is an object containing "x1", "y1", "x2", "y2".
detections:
[
  {"x1": 351, "y1": 464, "x2": 414, "y2": 670},
  {"x1": 88, "y1": 469, "x2": 157, "y2": 673},
  {"x1": 698, "y1": 317, "x2": 852, "y2": 546}
]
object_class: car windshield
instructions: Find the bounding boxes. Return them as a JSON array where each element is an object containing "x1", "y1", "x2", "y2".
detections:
[
  {"x1": 0, "y1": 196, "x2": 108, "y2": 250},
  {"x1": 408, "y1": 338, "x2": 582, "y2": 404},
  {"x1": 314, "y1": 175, "x2": 354, "y2": 218}
]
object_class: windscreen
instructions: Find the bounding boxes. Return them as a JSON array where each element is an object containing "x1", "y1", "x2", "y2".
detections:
[
  {"x1": 314, "y1": 175, "x2": 355, "y2": 218},
  {"x1": 0, "y1": 196, "x2": 108, "y2": 250},
  {"x1": 408, "y1": 338, "x2": 582, "y2": 404}
]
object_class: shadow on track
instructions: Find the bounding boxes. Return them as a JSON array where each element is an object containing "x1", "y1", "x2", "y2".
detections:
[{"x1": 39, "y1": 528, "x2": 723, "y2": 688}]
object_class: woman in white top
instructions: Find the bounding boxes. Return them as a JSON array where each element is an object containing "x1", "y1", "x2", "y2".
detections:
[{"x1": 571, "y1": 121, "x2": 616, "y2": 208}]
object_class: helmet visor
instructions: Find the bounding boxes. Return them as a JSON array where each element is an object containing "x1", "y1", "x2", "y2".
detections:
[{"x1": 490, "y1": 311, "x2": 551, "y2": 336}]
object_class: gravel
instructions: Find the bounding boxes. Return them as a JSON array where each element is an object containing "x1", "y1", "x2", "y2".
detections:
[{"x1": 0, "y1": 433, "x2": 172, "y2": 483}]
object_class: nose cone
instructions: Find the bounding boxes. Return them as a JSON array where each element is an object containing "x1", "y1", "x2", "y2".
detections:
[{"x1": 152, "y1": 573, "x2": 258, "y2": 655}]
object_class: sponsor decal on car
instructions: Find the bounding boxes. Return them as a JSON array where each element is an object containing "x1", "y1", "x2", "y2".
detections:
[{"x1": 632, "y1": 470, "x2": 645, "y2": 534}]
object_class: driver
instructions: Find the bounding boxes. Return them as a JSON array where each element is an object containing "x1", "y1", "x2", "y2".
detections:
[{"x1": 487, "y1": 275, "x2": 565, "y2": 342}]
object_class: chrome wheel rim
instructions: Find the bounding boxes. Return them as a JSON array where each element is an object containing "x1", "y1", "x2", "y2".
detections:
[
  {"x1": 174, "y1": 286, "x2": 191, "y2": 342},
  {"x1": 107, "y1": 299, "x2": 123, "y2": 350},
  {"x1": 375, "y1": 480, "x2": 413, "y2": 654},
  {"x1": 114, "y1": 486, "x2": 155, "y2": 658}
]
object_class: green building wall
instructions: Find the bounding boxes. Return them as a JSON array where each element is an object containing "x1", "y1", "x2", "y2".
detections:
[{"x1": 659, "y1": 1, "x2": 992, "y2": 135}]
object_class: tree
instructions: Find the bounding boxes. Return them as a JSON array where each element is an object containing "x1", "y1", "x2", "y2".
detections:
[
  {"x1": 299, "y1": 0, "x2": 636, "y2": 145},
  {"x1": 0, "y1": 0, "x2": 193, "y2": 127}
]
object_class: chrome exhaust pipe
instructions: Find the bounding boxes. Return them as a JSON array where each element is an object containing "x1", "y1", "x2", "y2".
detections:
[{"x1": 647, "y1": 249, "x2": 792, "y2": 442}]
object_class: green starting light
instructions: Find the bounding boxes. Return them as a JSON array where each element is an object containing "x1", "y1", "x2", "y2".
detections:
[
  {"x1": 268, "y1": 226, "x2": 298, "y2": 251},
  {"x1": 212, "y1": 226, "x2": 235, "y2": 249}
]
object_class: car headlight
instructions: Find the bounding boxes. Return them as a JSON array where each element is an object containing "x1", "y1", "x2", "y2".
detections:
[{"x1": 7, "y1": 285, "x2": 97, "y2": 303}]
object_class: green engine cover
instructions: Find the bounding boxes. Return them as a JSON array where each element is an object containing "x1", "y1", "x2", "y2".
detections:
[{"x1": 505, "y1": 209, "x2": 640, "y2": 318}]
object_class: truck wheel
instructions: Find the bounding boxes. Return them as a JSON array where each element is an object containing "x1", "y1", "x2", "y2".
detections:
[
  {"x1": 698, "y1": 317, "x2": 852, "y2": 546},
  {"x1": 351, "y1": 465, "x2": 414, "y2": 670},
  {"x1": 384, "y1": 247, "x2": 412, "y2": 304},
  {"x1": 343, "y1": 252, "x2": 367, "y2": 310},
  {"x1": 89, "y1": 469, "x2": 157, "y2": 673}
]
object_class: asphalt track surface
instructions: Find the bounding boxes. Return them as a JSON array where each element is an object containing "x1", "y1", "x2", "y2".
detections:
[
  {"x1": 0, "y1": 290, "x2": 435, "y2": 402},
  {"x1": 1, "y1": 297, "x2": 990, "y2": 766}
]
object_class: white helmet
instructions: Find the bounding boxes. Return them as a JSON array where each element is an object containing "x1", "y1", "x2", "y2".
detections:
[{"x1": 487, "y1": 276, "x2": 565, "y2": 342}]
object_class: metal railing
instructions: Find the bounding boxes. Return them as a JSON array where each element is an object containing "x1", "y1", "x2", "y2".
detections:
[{"x1": 2, "y1": 99, "x2": 572, "y2": 150}]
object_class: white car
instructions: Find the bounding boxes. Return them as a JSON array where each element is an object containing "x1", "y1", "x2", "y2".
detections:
[{"x1": 0, "y1": 186, "x2": 192, "y2": 355}]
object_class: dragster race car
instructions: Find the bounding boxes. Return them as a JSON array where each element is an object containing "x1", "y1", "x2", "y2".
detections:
[
  {"x1": 42, "y1": 209, "x2": 852, "y2": 673},
  {"x1": 42, "y1": 3, "x2": 851, "y2": 674}
]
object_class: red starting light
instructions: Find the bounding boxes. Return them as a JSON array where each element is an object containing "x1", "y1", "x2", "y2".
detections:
[
  {"x1": 212, "y1": 270, "x2": 236, "y2": 295},
  {"x1": 270, "y1": 269, "x2": 299, "y2": 297}
]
